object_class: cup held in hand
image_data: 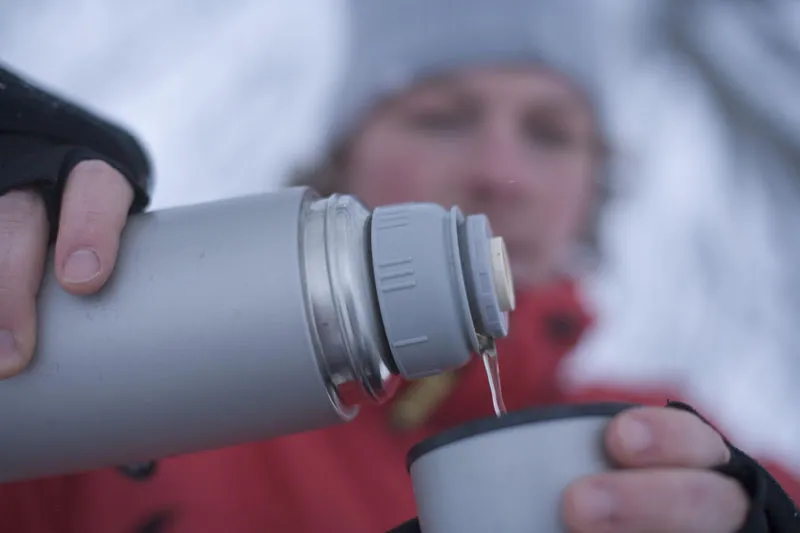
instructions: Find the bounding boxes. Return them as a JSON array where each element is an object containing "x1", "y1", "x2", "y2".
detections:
[{"x1": 407, "y1": 403, "x2": 636, "y2": 533}]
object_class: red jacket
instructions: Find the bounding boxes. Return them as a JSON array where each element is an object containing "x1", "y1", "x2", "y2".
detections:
[{"x1": 1, "y1": 280, "x2": 797, "y2": 533}]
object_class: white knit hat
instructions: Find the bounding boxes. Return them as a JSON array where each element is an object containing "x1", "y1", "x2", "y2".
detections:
[{"x1": 320, "y1": 0, "x2": 606, "y2": 153}]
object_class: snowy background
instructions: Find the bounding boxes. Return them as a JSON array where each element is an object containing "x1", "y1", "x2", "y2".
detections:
[{"x1": 3, "y1": 1, "x2": 799, "y2": 472}]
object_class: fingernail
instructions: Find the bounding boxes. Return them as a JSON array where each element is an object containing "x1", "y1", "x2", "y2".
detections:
[
  {"x1": 0, "y1": 330, "x2": 21, "y2": 372},
  {"x1": 618, "y1": 416, "x2": 652, "y2": 454},
  {"x1": 63, "y1": 249, "x2": 101, "y2": 283},
  {"x1": 573, "y1": 483, "x2": 616, "y2": 523}
]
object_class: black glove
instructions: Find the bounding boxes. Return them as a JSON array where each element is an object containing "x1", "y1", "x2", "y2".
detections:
[
  {"x1": 0, "y1": 63, "x2": 151, "y2": 241},
  {"x1": 668, "y1": 400, "x2": 800, "y2": 533}
]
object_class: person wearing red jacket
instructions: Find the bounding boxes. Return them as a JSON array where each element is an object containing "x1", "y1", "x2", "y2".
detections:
[{"x1": 0, "y1": 1, "x2": 798, "y2": 532}]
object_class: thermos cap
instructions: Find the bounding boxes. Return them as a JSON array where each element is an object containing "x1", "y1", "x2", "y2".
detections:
[{"x1": 370, "y1": 203, "x2": 513, "y2": 379}]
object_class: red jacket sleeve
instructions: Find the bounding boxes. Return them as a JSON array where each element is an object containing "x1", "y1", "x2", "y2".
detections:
[{"x1": 0, "y1": 476, "x2": 81, "y2": 533}]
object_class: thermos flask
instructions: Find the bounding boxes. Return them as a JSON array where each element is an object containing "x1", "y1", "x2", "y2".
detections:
[{"x1": 0, "y1": 186, "x2": 515, "y2": 483}]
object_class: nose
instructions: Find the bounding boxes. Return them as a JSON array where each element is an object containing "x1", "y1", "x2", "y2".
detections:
[{"x1": 465, "y1": 119, "x2": 528, "y2": 201}]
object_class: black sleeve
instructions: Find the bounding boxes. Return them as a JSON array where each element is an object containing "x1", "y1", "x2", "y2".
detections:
[
  {"x1": 387, "y1": 402, "x2": 800, "y2": 533},
  {"x1": 0, "y1": 62, "x2": 152, "y2": 240}
]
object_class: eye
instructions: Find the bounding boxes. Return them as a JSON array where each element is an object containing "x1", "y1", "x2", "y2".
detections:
[{"x1": 523, "y1": 118, "x2": 575, "y2": 149}]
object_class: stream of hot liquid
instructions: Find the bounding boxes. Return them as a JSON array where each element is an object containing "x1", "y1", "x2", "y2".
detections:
[{"x1": 481, "y1": 340, "x2": 507, "y2": 417}]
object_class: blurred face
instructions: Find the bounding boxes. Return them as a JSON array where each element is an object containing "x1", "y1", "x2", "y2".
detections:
[{"x1": 345, "y1": 67, "x2": 600, "y2": 287}]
